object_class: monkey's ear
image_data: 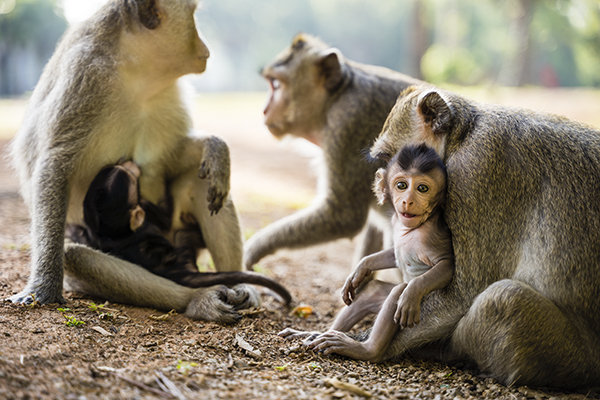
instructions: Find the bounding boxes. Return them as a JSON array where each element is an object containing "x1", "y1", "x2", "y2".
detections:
[
  {"x1": 136, "y1": 0, "x2": 161, "y2": 30},
  {"x1": 318, "y1": 50, "x2": 344, "y2": 92},
  {"x1": 373, "y1": 168, "x2": 388, "y2": 205},
  {"x1": 417, "y1": 90, "x2": 453, "y2": 137},
  {"x1": 130, "y1": 206, "x2": 146, "y2": 232}
]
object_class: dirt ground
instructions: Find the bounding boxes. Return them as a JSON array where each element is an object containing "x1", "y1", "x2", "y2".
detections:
[{"x1": 1, "y1": 90, "x2": 599, "y2": 399}]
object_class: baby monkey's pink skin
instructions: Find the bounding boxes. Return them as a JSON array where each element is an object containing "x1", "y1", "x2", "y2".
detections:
[{"x1": 280, "y1": 144, "x2": 454, "y2": 362}]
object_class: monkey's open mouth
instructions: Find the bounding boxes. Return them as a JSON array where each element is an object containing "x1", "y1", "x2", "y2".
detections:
[{"x1": 401, "y1": 213, "x2": 416, "y2": 219}]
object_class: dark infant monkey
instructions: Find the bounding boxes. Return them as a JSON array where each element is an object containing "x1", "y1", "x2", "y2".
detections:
[
  {"x1": 280, "y1": 143, "x2": 453, "y2": 362},
  {"x1": 66, "y1": 161, "x2": 291, "y2": 304},
  {"x1": 357, "y1": 85, "x2": 599, "y2": 389},
  {"x1": 245, "y1": 33, "x2": 423, "y2": 270}
]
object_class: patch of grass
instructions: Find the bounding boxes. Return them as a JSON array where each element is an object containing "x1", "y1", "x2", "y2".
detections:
[
  {"x1": 58, "y1": 307, "x2": 85, "y2": 327},
  {"x1": 63, "y1": 315, "x2": 85, "y2": 327},
  {"x1": 176, "y1": 360, "x2": 198, "y2": 375}
]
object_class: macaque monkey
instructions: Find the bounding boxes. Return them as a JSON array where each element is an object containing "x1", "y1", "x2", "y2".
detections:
[
  {"x1": 8, "y1": 0, "x2": 260, "y2": 323},
  {"x1": 280, "y1": 143, "x2": 453, "y2": 362},
  {"x1": 350, "y1": 84, "x2": 600, "y2": 389},
  {"x1": 66, "y1": 161, "x2": 291, "y2": 304},
  {"x1": 245, "y1": 34, "x2": 423, "y2": 270}
]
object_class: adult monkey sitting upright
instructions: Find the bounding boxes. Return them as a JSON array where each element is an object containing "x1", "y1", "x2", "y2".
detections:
[
  {"x1": 366, "y1": 85, "x2": 600, "y2": 389},
  {"x1": 9, "y1": 0, "x2": 256, "y2": 323},
  {"x1": 245, "y1": 34, "x2": 422, "y2": 270}
]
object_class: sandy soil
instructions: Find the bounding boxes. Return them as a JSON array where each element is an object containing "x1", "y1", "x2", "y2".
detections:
[{"x1": 0, "y1": 91, "x2": 599, "y2": 399}]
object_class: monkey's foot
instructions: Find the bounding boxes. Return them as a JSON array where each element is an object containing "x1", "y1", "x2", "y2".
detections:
[
  {"x1": 278, "y1": 328, "x2": 323, "y2": 344},
  {"x1": 307, "y1": 330, "x2": 380, "y2": 362},
  {"x1": 8, "y1": 286, "x2": 66, "y2": 305},
  {"x1": 184, "y1": 284, "x2": 260, "y2": 324},
  {"x1": 185, "y1": 285, "x2": 241, "y2": 324},
  {"x1": 227, "y1": 284, "x2": 261, "y2": 310}
]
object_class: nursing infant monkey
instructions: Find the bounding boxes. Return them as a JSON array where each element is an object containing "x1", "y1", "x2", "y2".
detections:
[
  {"x1": 280, "y1": 143, "x2": 453, "y2": 362},
  {"x1": 66, "y1": 161, "x2": 291, "y2": 304}
]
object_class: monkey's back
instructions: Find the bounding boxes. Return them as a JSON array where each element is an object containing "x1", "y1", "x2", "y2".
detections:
[{"x1": 445, "y1": 103, "x2": 600, "y2": 332}]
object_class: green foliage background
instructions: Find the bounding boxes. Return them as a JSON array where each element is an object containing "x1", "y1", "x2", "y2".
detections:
[{"x1": 1, "y1": 0, "x2": 599, "y2": 94}]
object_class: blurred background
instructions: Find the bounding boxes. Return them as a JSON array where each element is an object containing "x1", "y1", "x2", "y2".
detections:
[
  {"x1": 1, "y1": 0, "x2": 600, "y2": 235},
  {"x1": 1, "y1": 0, "x2": 600, "y2": 95}
]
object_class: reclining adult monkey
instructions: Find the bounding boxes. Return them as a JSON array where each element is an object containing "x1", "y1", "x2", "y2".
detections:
[
  {"x1": 8, "y1": 0, "x2": 267, "y2": 323},
  {"x1": 244, "y1": 34, "x2": 423, "y2": 270},
  {"x1": 361, "y1": 85, "x2": 600, "y2": 389}
]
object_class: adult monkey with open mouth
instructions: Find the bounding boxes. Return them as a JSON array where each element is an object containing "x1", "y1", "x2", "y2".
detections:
[{"x1": 9, "y1": 0, "x2": 266, "y2": 323}]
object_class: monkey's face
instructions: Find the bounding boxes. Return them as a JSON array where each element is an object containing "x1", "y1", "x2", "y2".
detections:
[
  {"x1": 388, "y1": 165, "x2": 445, "y2": 230},
  {"x1": 261, "y1": 35, "x2": 332, "y2": 143},
  {"x1": 262, "y1": 66, "x2": 292, "y2": 137},
  {"x1": 123, "y1": 0, "x2": 210, "y2": 78}
]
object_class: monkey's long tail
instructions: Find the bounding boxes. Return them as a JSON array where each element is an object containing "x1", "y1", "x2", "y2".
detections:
[{"x1": 173, "y1": 271, "x2": 292, "y2": 306}]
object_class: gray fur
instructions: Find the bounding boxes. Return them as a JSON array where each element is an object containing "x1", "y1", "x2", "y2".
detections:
[
  {"x1": 8, "y1": 0, "x2": 255, "y2": 323},
  {"x1": 371, "y1": 85, "x2": 600, "y2": 389},
  {"x1": 245, "y1": 34, "x2": 422, "y2": 269}
]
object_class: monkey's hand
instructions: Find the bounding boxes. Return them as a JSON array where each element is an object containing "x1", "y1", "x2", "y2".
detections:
[
  {"x1": 394, "y1": 285, "x2": 422, "y2": 328},
  {"x1": 341, "y1": 263, "x2": 372, "y2": 305},
  {"x1": 198, "y1": 136, "x2": 231, "y2": 215},
  {"x1": 8, "y1": 283, "x2": 66, "y2": 305}
]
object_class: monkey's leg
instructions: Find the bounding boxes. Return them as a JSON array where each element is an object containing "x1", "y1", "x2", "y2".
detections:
[
  {"x1": 170, "y1": 170, "x2": 243, "y2": 272},
  {"x1": 63, "y1": 244, "x2": 245, "y2": 324},
  {"x1": 279, "y1": 280, "x2": 394, "y2": 344},
  {"x1": 451, "y1": 279, "x2": 600, "y2": 389},
  {"x1": 309, "y1": 283, "x2": 405, "y2": 362},
  {"x1": 331, "y1": 279, "x2": 396, "y2": 332}
]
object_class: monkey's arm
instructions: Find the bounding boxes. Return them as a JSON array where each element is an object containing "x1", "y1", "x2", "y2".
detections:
[
  {"x1": 244, "y1": 166, "x2": 373, "y2": 269},
  {"x1": 170, "y1": 135, "x2": 231, "y2": 214},
  {"x1": 395, "y1": 258, "x2": 454, "y2": 328},
  {"x1": 10, "y1": 155, "x2": 72, "y2": 304},
  {"x1": 342, "y1": 248, "x2": 396, "y2": 305}
]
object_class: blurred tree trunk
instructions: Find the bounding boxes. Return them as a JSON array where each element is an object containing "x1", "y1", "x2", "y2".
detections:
[
  {"x1": 498, "y1": 0, "x2": 536, "y2": 86},
  {"x1": 515, "y1": 0, "x2": 535, "y2": 86},
  {"x1": 410, "y1": 0, "x2": 428, "y2": 80}
]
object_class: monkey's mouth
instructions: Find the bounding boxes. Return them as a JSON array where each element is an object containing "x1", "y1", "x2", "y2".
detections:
[{"x1": 401, "y1": 213, "x2": 417, "y2": 219}]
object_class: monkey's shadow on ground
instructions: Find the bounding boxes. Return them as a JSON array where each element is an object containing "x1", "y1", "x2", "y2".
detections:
[{"x1": 0, "y1": 94, "x2": 597, "y2": 399}]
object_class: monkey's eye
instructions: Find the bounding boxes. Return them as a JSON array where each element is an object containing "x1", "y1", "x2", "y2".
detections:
[
  {"x1": 270, "y1": 78, "x2": 281, "y2": 90},
  {"x1": 396, "y1": 181, "x2": 407, "y2": 190},
  {"x1": 417, "y1": 184, "x2": 429, "y2": 193}
]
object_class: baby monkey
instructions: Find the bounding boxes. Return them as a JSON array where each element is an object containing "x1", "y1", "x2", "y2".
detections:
[
  {"x1": 280, "y1": 143, "x2": 453, "y2": 361},
  {"x1": 66, "y1": 161, "x2": 292, "y2": 304}
]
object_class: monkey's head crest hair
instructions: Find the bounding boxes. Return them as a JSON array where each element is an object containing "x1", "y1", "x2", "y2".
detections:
[{"x1": 391, "y1": 142, "x2": 445, "y2": 176}]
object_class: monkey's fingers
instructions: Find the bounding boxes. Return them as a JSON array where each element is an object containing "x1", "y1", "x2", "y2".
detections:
[
  {"x1": 184, "y1": 286, "x2": 242, "y2": 324},
  {"x1": 198, "y1": 161, "x2": 210, "y2": 179},
  {"x1": 206, "y1": 187, "x2": 226, "y2": 215},
  {"x1": 278, "y1": 328, "x2": 320, "y2": 342},
  {"x1": 341, "y1": 282, "x2": 355, "y2": 305},
  {"x1": 394, "y1": 304, "x2": 407, "y2": 328}
]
